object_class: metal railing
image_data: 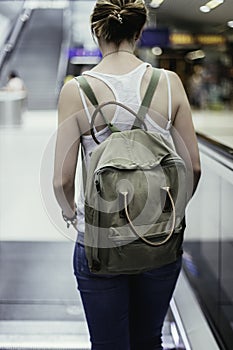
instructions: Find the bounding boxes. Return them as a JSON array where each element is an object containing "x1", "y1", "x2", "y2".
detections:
[{"x1": 0, "y1": 7, "x2": 32, "y2": 74}]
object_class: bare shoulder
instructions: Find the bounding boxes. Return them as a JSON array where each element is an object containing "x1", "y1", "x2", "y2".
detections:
[
  {"x1": 58, "y1": 78, "x2": 83, "y2": 119},
  {"x1": 59, "y1": 78, "x2": 82, "y2": 105},
  {"x1": 164, "y1": 69, "x2": 183, "y2": 87},
  {"x1": 164, "y1": 69, "x2": 188, "y2": 102}
]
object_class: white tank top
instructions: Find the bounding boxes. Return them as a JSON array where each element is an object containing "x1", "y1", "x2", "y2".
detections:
[{"x1": 75, "y1": 62, "x2": 174, "y2": 238}]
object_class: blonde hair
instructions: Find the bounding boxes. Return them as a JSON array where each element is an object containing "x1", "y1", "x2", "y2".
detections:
[{"x1": 91, "y1": 0, "x2": 148, "y2": 46}]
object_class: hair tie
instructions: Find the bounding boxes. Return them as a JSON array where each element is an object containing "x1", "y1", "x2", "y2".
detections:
[
  {"x1": 109, "y1": 11, "x2": 123, "y2": 24},
  {"x1": 117, "y1": 13, "x2": 123, "y2": 24}
]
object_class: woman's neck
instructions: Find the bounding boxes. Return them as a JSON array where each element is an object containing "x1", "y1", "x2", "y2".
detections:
[
  {"x1": 92, "y1": 40, "x2": 142, "y2": 75},
  {"x1": 100, "y1": 40, "x2": 135, "y2": 58},
  {"x1": 102, "y1": 49, "x2": 135, "y2": 59}
]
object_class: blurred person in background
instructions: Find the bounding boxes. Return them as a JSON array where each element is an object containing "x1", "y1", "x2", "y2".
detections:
[
  {"x1": 188, "y1": 65, "x2": 207, "y2": 109},
  {"x1": 4, "y1": 71, "x2": 26, "y2": 92}
]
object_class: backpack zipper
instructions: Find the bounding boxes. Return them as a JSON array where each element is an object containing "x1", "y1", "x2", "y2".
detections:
[
  {"x1": 95, "y1": 157, "x2": 185, "y2": 175},
  {"x1": 94, "y1": 158, "x2": 185, "y2": 193}
]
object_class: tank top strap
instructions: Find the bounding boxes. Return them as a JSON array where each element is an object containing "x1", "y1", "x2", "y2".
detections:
[{"x1": 75, "y1": 78, "x2": 92, "y2": 123}]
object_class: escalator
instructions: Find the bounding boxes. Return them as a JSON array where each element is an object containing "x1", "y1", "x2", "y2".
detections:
[
  {"x1": 0, "y1": 241, "x2": 187, "y2": 350},
  {"x1": 1, "y1": 8, "x2": 64, "y2": 110}
]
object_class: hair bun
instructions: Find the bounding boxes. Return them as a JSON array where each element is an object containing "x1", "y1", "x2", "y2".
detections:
[{"x1": 91, "y1": 0, "x2": 147, "y2": 46}]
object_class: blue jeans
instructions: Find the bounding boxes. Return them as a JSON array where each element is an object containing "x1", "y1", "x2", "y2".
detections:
[{"x1": 73, "y1": 243, "x2": 182, "y2": 350}]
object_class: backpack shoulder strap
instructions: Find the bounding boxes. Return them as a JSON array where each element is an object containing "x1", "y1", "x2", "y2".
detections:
[
  {"x1": 75, "y1": 76, "x2": 120, "y2": 133},
  {"x1": 75, "y1": 76, "x2": 99, "y2": 106},
  {"x1": 132, "y1": 68, "x2": 161, "y2": 129}
]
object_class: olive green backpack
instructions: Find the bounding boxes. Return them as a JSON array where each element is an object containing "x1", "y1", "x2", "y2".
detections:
[{"x1": 76, "y1": 68, "x2": 187, "y2": 275}]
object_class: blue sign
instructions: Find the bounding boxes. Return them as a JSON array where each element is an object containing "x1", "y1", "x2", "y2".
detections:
[
  {"x1": 139, "y1": 28, "x2": 170, "y2": 48},
  {"x1": 69, "y1": 48, "x2": 102, "y2": 59}
]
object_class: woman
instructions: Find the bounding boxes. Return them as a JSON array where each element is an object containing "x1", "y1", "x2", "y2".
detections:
[{"x1": 53, "y1": 0, "x2": 201, "y2": 349}]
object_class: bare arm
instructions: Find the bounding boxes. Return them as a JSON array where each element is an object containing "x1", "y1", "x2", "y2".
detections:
[
  {"x1": 53, "y1": 80, "x2": 82, "y2": 218},
  {"x1": 170, "y1": 71, "x2": 201, "y2": 200}
]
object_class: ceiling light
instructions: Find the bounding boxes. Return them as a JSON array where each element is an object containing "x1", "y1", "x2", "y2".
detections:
[
  {"x1": 208, "y1": 0, "x2": 224, "y2": 9},
  {"x1": 186, "y1": 50, "x2": 206, "y2": 61},
  {"x1": 200, "y1": 0, "x2": 224, "y2": 13},
  {"x1": 149, "y1": 0, "x2": 165, "y2": 9},
  {"x1": 227, "y1": 21, "x2": 233, "y2": 28},
  {"x1": 200, "y1": 5, "x2": 211, "y2": 13},
  {"x1": 151, "y1": 47, "x2": 163, "y2": 55}
]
